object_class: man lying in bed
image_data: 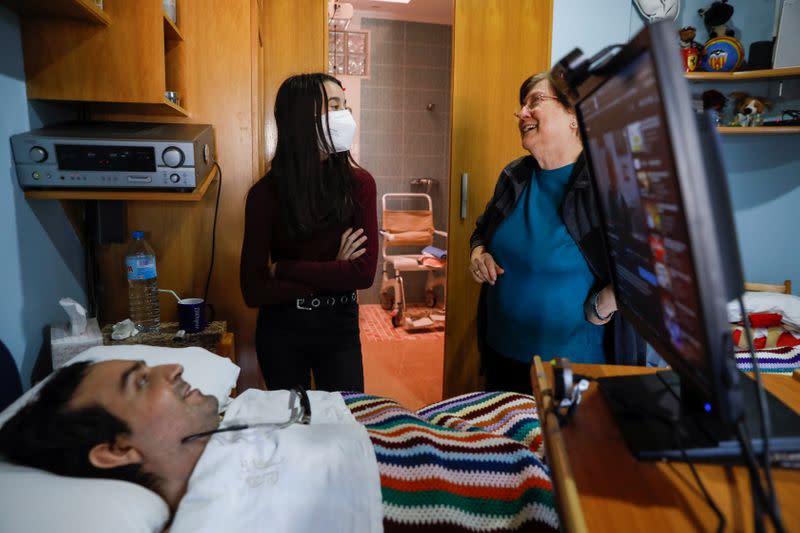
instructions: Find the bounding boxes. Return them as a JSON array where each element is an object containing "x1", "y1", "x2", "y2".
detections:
[{"x1": 0, "y1": 360, "x2": 557, "y2": 532}]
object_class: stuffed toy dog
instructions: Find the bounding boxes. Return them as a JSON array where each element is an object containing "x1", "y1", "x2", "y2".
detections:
[
  {"x1": 698, "y1": 0, "x2": 735, "y2": 39},
  {"x1": 729, "y1": 91, "x2": 772, "y2": 127}
]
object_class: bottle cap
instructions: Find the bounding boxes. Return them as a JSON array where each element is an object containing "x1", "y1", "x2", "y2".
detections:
[{"x1": 132, "y1": 231, "x2": 144, "y2": 239}]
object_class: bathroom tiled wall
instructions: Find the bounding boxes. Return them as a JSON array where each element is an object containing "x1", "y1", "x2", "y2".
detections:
[{"x1": 358, "y1": 18, "x2": 451, "y2": 304}]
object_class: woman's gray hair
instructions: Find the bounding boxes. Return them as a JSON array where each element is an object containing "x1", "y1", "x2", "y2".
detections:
[
  {"x1": 519, "y1": 71, "x2": 574, "y2": 111},
  {"x1": 519, "y1": 71, "x2": 580, "y2": 139}
]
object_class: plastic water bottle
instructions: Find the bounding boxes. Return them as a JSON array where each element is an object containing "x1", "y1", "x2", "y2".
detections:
[{"x1": 126, "y1": 231, "x2": 160, "y2": 333}]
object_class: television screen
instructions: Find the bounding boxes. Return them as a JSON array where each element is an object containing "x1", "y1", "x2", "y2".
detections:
[
  {"x1": 578, "y1": 50, "x2": 708, "y2": 377},
  {"x1": 558, "y1": 21, "x2": 800, "y2": 460}
]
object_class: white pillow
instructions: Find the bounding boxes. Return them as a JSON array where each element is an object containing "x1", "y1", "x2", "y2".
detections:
[
  {"x1": 727, "y1": 291, "x2": 800, "y2": 328},
  {"x1": 0, "y1": 462, "x2": 169, "y2": 533},
  {"x1": 0, "y1": 344, "x2": 241, "y2": 533}
]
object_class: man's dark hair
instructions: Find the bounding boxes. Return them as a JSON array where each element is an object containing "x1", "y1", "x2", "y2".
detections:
[{"x1": 0, "y1": 361, "x2": 158, "y2": 490}]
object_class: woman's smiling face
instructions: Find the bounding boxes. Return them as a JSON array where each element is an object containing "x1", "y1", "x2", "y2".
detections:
[{"x1": 516, "y1": 79, "x2": 577, "y2": 156}]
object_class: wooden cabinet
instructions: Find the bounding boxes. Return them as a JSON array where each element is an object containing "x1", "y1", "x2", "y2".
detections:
[
  {"x1": 5, "y1": 0, "x2": 188, "y2": 116},
  {"x1": 1, "y1": 0, "x2": 111, "y2": 25}
]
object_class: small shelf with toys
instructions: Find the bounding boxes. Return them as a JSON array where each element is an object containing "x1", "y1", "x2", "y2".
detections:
[{"x1": 686, "y1": 67, "x2": 800, "y2": 81}]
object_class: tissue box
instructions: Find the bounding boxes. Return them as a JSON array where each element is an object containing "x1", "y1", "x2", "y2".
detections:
[{"x1": 51, "y1": 317, "x2": 103, "y2": 369}]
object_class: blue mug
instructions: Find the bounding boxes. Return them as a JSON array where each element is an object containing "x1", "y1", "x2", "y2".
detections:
[{"x1": 178, "y1": 298, "x2": 215, "y2": 333}]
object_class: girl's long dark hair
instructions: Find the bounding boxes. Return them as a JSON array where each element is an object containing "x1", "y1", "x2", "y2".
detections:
[{"x1": 270, "y1": 73, "x2": 357, "y2": 238}]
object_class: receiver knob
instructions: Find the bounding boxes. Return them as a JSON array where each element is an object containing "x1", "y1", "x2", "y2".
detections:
[
  {"x1": 162, "y1": 147, "x2": 185, "y2": 168},
  {"x1": 29, "y1": 146, "x2": 48, "y2": 163},
  {"x1": 169, "y1": 173, "x2": 181, "y2": 184}
]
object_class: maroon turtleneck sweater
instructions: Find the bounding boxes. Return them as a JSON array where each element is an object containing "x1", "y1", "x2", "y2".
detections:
[{"x1": 240, "y1": 167, "x2": 378, "y2": 307}]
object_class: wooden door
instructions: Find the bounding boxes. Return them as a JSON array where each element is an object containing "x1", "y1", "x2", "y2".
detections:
[
  {"x1": 444, "y1": 0, "x2": 553, "y2": 397},
  {"x1": 260, "y1": 0, "x2": 328, "y2": 167}
]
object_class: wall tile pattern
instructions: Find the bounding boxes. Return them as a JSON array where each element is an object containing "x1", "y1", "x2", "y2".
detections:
[{"x1": 358, "y1": 19, "x2": 452, "y2": 304}]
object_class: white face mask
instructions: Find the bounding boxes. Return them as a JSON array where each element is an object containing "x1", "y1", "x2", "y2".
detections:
[{"x1": 320, "y1": 109, "x2": 357, "y2": 153}]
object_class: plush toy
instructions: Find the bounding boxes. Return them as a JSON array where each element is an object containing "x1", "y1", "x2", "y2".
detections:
[
  {"x1": 679, "y1": 26, "x2": 702, "y2": 49},
  {"x1": 729, "y1": 92, "x2": 772, "y2": 127},
  {"x1": 702, "y1": 89, "x2": 727, "y2": 124},
  {"x1": 678, "y1": 26, "x2": 703, "y2": 71},
  {"x1": 698, "y1": 0, "x2": 735, "y2": 39}
]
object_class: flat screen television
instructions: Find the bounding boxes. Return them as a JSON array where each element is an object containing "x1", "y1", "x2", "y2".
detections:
[{"x1": 554, "y1": 21, "x2": 800, "y2": 461}]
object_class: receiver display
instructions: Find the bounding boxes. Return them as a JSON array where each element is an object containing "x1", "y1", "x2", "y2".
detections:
[{"x1": 55, "y1": 144, "x2": 157, "y2": 172}]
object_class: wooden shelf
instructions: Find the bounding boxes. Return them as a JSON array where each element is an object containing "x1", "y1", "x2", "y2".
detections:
[
  {"x1": 163, "y1": 14, "x2": 184, "y2": 42},
  {"x1": 1, "y1": 0, "x2": 111, "y2": 25},
  {"x1": 24, "y1": 165, "x2": 218, "y2": 202},
  {"x1": 718, "y1": 126, "x2": 800, "y2": 135},
  {"x1": 88, "y1": 98, "x2": 189, "y2": 117},
  {"x1": 686, "y1": 67, "x2": 800, "y2": 81}
]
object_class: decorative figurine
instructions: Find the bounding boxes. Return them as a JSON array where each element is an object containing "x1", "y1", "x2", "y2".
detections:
[
  {"x1": 679, "y1": 26, "x2": 703, "y2": 72},
  {"x1": 702, "y1": 89, "x2": 727, "y2": 125},
  {"x1": 698, "y1": 0, "x2": 736, "y2": 39},
  {"x1": 729, "y1": 92, "x2": 773, "y2": 127},
  {"x1": 701, "y1": 36, "x2": 744, "y2": 72}
]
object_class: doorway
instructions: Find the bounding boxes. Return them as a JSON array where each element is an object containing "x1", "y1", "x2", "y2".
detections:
[{"x1": 330, "y1": 0, "x2": 453, "y2": 410}]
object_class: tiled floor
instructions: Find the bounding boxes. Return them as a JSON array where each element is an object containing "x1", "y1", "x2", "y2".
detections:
[{"x1": 360, "y1": 304, "x2": 444, "y2": 411}]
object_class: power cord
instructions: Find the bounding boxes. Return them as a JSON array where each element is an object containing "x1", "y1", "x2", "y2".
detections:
[
  {"x1": 203, "y1": 162, "x2": 222, "y2": 304},
  {"x1": 737, "y1": 297, "x2": 785, "y2": 532},
  {"x1": 782, "y1": 110, "x2": 799, "y2": 121},
  {"x1": 734, "y1": 421, "x2": 784, "y2": 533}
]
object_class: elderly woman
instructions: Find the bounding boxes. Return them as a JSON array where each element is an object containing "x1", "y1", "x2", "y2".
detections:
[{"x1": 469, "y1": 72, "x2": 646, "y2": 393}]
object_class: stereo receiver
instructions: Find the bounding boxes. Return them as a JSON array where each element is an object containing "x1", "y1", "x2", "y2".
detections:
[{"x1": 11, "y1": 122, "x2": 215, "y2": 192}]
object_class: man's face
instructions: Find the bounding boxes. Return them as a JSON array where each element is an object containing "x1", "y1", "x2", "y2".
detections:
[{"x1": 70, "y1": 360, "x2": 219, "y2": 458}]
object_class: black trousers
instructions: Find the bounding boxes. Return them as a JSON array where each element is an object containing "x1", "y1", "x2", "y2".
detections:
[
  {"x1": 483, "y1": 343, "x2": 533, "y2": 395},
  {"x1": 255, "y1": 302, "x2": 364, "y2": 392}
]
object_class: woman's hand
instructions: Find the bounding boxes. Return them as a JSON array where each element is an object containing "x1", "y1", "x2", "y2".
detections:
[
  {"x1": 469, "y1": 245, "x2": 505, "y2": 285},
  {"x1": 337, "y1": 227, "x2": 367, "y2": 261},
  {"x1": 586, "y1": 284, "x2": 617, "y2": 325}
]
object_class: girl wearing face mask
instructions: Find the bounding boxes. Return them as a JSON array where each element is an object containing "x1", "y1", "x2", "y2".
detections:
[{"x1": 240, "y1": 73, "x2": 377, "y2": 392}]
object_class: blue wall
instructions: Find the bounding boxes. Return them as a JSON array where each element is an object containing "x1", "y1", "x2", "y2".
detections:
[
  {"x1": 0, "y1": 6, "x2": 86, "y2": 387},
  {"x1": 552, "y1": 1, "x2": 644, "y2": 67},
  {"x1": 554, "y1": 0, "x2": 800, "y2": 294}
]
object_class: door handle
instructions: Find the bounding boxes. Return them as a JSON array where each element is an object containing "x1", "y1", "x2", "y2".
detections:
[{"x1": 460, "y1": 172, "x2": 468, "y2": 220}]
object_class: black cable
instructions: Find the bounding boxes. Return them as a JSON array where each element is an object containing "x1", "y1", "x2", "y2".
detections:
[
  {"x1": 782, "y1": 110, "x2": 799, "y2": 121},
  {"x1": 737, "y1": 297, "x2": 782, "y2": 527},
  {"x1": 203, "y1": 162, "x2": 222, "y2": 304},
  {"x1": 734, "y1": 421, "x2": 785, "y2": 533}
]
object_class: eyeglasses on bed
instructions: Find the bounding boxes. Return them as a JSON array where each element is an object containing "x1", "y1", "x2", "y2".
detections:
[{"x1": 181, "y1": 386, "x2": 311, "y2": 444}]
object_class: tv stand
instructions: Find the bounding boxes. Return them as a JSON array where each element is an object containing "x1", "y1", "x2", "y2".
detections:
[
  {"x1": 598, "y1": 370, "x2": 800, "y2": 461},
  {"x1": 531, "y1": 361, "x2": 800, "y2": 532}
]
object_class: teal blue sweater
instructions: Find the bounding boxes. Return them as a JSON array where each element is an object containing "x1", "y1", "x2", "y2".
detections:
[{"x1": 486, "y1": 164, "x2": 604, "y2": 364}]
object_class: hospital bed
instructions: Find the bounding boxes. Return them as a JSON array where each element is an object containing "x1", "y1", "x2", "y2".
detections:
[
  {"x1": 0, "y1": 345, "x2": 557, "y2": 533},
  {"x1": 731, "y1": 280, "x2": 800, "y2": 374}
]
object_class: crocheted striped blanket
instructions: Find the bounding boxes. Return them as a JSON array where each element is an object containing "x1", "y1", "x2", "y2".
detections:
[
  {"x1": 735, "y1": 345, "x2": 800, "y2": 375},
  {"x1": 342, "y1": 391, "x2": 558, "y2": 532}
]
